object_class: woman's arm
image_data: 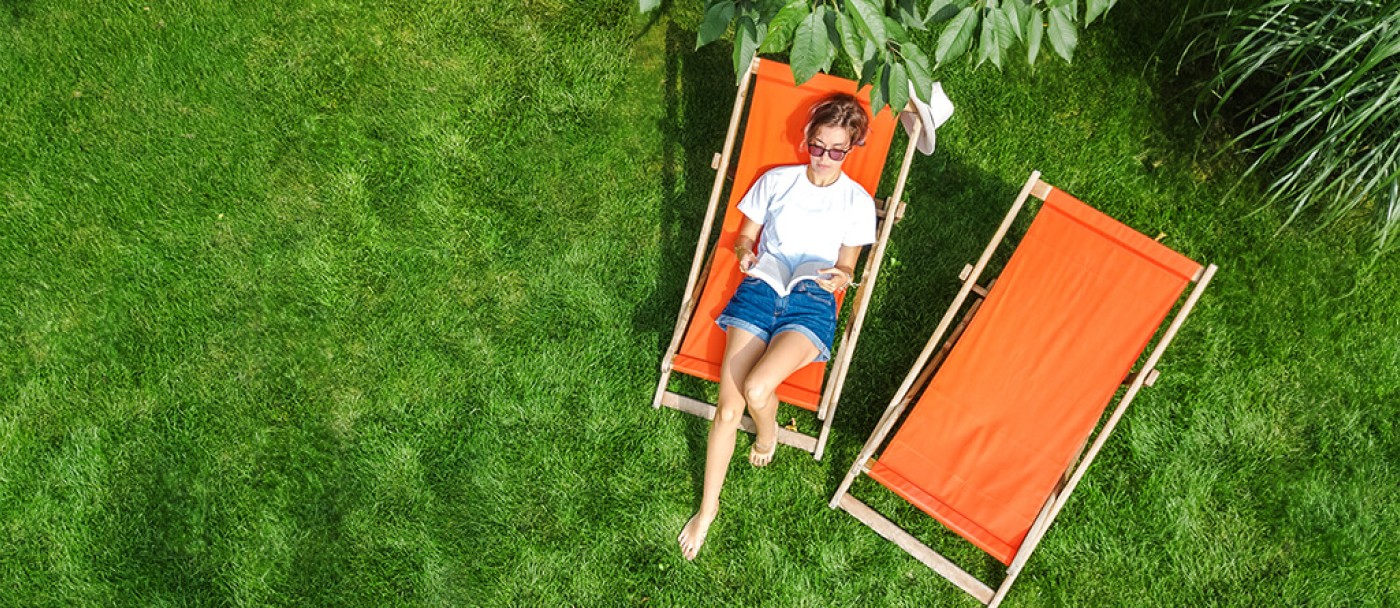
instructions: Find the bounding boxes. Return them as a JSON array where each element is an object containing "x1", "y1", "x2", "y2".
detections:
[
  {"x1": 732, "y1": 218, "x2": 762, "y2": 272},
  {"x1": 817, "y1": 244, "x2": 861, "y2": 293}
]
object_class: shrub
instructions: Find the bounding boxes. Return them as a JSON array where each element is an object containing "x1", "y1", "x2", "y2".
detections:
[
  {"x1": 1186, "y1": 0, "x2": 1400, "y2": 252},
  {"x1": 641, "y1": 0, "x2": 1120, "y2": 113}
]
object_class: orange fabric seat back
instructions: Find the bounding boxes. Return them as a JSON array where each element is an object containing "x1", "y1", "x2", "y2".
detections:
[
  {"x1": 671, "y1": 59, "x2": 897, "y2": 410},
  {"x1": 869, "y1": 188, "x2": 1203, "y2": 563}
]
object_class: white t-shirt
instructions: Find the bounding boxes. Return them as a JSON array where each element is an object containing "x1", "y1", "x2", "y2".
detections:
[{"x1": 737, "y1": 164, "x2": 877, "y2": 272}]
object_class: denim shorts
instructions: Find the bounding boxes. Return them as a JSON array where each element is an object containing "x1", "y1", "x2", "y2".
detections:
[{"x1": 715, "y1": 277, "x2": 837, "y2": 362}]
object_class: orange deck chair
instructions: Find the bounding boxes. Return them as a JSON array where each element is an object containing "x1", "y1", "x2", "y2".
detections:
[
  {"x1": 652, "y1": 58, "x2": 921, "y2": 460},
  {"x1": 830, "y1": 172, "x2": 1218, "y2": 606}
]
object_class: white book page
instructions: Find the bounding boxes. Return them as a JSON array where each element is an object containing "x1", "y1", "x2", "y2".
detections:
[{"x1": 746, "y1": 255, "x2": 831, "y2": 296}]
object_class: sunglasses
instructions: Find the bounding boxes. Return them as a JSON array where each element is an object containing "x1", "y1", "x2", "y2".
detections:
[{"x1": 807, "y1": 143, "x2": 852, "y2": 161}]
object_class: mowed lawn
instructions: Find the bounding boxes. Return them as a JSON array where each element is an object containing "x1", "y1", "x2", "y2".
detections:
[{"x1": 1, "y1": 0, "x2": 1395, "y2": 605}]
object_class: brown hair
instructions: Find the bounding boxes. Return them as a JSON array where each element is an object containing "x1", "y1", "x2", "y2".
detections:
[{"x1": 806, "y1": 93, "x2": 870, "y2": 147}]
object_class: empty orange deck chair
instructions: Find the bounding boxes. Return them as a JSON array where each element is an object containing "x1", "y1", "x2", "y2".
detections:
[
  {"x1": 830, "y1": 172, "x2": 1217, "y2": 606},
  {"x1": 652, "y1": 58, "x2": 920, "y2": 460}
]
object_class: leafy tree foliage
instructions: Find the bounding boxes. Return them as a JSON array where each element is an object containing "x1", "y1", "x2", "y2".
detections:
[{"x1": 641, "y1": 0, "x2": 1119, "y2": 112}]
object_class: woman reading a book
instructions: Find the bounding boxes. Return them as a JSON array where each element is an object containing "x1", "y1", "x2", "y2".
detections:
[{"x1": 679, "y1": 93, "x2": 876, "y2": 561}]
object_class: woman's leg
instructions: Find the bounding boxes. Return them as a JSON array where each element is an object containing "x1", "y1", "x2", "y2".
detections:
[
  {"x1": 742, "y1": 331, "x2": 820, "y2": 467},
  {"x1": 678, "y1": 327, "x2": 767, "y2": 561}
]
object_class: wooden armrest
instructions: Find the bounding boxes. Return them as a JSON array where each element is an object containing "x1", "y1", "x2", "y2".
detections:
[
  {"x1": 1123, "y1": 369, "x2": 1160, "y2": 387},
  {"x1": 874, "y1": 197, "x2": 907, "y2": 224}
]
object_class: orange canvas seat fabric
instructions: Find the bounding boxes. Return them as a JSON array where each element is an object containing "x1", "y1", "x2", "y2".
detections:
[
  {"x1": 670, "y1": 59, "x2": 896, "y2": 410},
  {"x1": 868, "y1": 187, "x2": 1203, "y2": 563}
]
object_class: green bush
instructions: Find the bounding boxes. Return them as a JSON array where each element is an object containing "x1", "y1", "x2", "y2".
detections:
[
  {"x1": 641, "y1": 0, "x2": 1120, "y2": 113},
  {"x1": 1187, "y1": 0, "x2": 1400, "y2": 252}
]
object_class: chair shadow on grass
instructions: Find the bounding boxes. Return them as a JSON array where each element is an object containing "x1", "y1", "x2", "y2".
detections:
[
  {"x1": 629, "y1": 23, "x2": 733, "y2": 359},
  {"x1": 628, "y1": 22, "x2": 739, "y2": 502}
]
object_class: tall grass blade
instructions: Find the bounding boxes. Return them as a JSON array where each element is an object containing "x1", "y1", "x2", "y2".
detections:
[{"x1": 1187, "y1": 0, "x2": 1400, "y2": 253}]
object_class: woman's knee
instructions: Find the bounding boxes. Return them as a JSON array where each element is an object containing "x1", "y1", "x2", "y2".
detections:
[
  {"x1": 742, "y1": 378, "x2": 775, "y2": 408},
  {"x1": 715, "y1": 399, "x2": 746, "y2": 426}
]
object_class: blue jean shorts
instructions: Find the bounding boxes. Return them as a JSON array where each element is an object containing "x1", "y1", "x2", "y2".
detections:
[{"x1": 715, "y1": 277, "x2": 838, "y2": 362}]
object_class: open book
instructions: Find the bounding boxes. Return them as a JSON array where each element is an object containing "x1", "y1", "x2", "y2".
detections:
[{"x1": 745, "y1": 254, "x2": 832, "y2": 297}]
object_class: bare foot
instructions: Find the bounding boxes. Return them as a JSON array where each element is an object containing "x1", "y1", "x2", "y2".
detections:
[
  {"x1": 748, "y1": 439, "x2": 776, "y2": 467},
  {"x1": 677, "y1": 510, "x2": 716, "y2": 561}
]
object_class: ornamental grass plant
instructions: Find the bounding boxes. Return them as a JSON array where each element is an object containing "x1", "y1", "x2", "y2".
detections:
[{"x1": 1184, "y1": 0, "x2": 1400, "y2": 252}]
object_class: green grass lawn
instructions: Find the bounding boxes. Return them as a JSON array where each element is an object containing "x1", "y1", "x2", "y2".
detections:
[{"x1": 2, "y1": 0, "x2": 1395, "y2": 605}]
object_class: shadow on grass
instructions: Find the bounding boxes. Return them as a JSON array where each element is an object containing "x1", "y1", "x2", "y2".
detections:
[
  {"x1": 627, "y1": 22, "x2": 728, "y2": 351},
  {"x1": 629, "y1": 23, "x2": 736, "y2": 500},
  {"x1": 1, "y1": 0, "x2": 31, "y2": 22},
  {"x1": 630, "y1": 23, "x2": 732, "y2": 357},
  {"x1": 1097, "y1": 0, "x2": 1221, "y2": 164},
  {"x1": 99, "y1": 443, "x2": 226, "y2": 600}
]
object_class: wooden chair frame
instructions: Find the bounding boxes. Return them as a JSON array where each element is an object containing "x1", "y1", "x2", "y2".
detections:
[
  {"x1": 651, "y1": 58, "x2": 920, "y2": 461},
  {"x1": 829, "y1": 172, "x2": 1218, "y2": 606}
]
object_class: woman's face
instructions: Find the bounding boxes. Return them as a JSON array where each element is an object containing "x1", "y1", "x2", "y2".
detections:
[{"x1": 807, "y1": 125, "x2": 851, "y2": 173}]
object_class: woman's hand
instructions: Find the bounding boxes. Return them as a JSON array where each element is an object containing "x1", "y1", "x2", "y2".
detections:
[
  {"x1": 733, "y1": 220, "x2": 762, "y2": 274},
  {"x1": 734, "y1": 235, "x2": 758, "y2": 273},
  {"x1": 816, "y1": 267, "x2": 853, "y2": 293},
  {"x1": 736, "y1": 249, "x2": 758, "y2": 273}
]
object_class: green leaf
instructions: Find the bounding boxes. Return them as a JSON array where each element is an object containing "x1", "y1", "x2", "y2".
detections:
[
  {"x1": 639, "y1": 0, "x2": 661, "y2": 13},
  {"x1": 847, "y1": 0, "x2": 888, "y2": 48},
  {"x1": 926, "y1": 0, "x2": 961, "y2": 24},
  {"x1": 977, "y1": 8, "x2": 999, "y2": 68},
  {"x1": 1026, "y1": 8, "x2": 1044, "y2": 67},
  {"x1": 978, "y1": 7, "x2": 1016, "y2": 70},
  {"x1": 836, "y1": 8, "x2": 865, "y2": 77},
  {"x1": 1085, "y1": 0, "x2": 1111, "y2": 26},
  {"x1": 885, "y1": 60, "x2": 910, "y2": 114},
  {"x1": 857, "y1": 39, "x2": 881, "y2": 88},
  {"x1": 858, "y1": 55, "x2": 880, "y2": 89},
  {"x1": 755, "y1": 0, "x2": 789, "y2": 19},
  {"x1": 903, "y1": 39, "x2": 934, "y2": 99},
  {"x1": 1003, "y1": 0, "x2": 1026, "y2": 42},
  {"x1": 791, "y1": 5, "x2": 832, "y2": 84},
  {"x1": 868, "y1": 62, "x2": 888, "y2": 115},
  {"x1": 733, "y1": 15, "x2": 761, "y2": 82},
  {"x1": 696, "y1": 1, "x2": 736, "y2": 49},
  {"x1": 898, "y1": 0, "x2": 927, "y2": 30},
  {"x1": 884, "y1": 16, "x2": 910, "y2": 44},
  {"x1": 935, "y1": 6, "x2": 979, "y2": 65},
  {"x1": 822, "y1": 8, "x2": 841, "y2": 72},
  {"x1": 863, "y1": 37, "x2": 879, "y2": 62},
  {"x1": 1047, "y1": 4, "x2": 1077, "y2": 63},
  {"x1": 994, "y1": 6, "x2": 1016, "y2": 52},
  {"x1": 760, "y1": 0, "x2": 809, "y2": 53}
]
